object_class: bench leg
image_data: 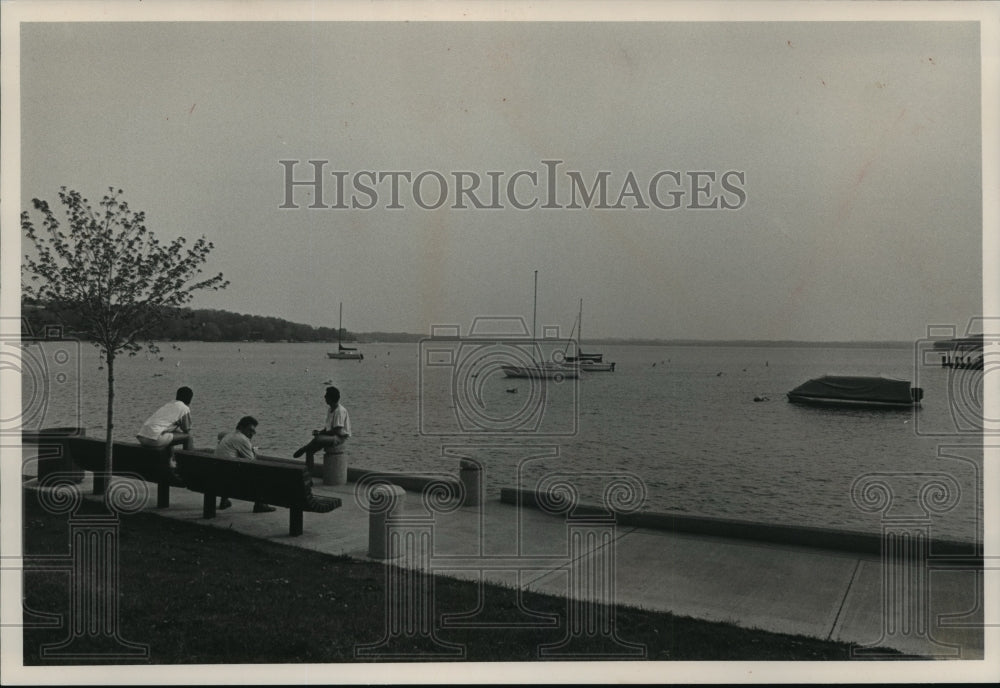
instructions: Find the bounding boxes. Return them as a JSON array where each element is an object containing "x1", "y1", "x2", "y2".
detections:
[
  {"x1": 157, "y1": 481, "x2": 170, "y2": 508},
  {"x1": 203, "y1": 493, "x2": 216, "y2": 519},
  {"x1": 290, "y1": 508, "x2": 303, "y2": 536}
]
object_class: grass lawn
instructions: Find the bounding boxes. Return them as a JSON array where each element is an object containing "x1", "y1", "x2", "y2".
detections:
[{"x1": 20, "y1": 487, "x2": 899, "y2": 664}]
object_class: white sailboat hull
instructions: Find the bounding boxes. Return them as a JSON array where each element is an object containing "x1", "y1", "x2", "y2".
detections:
[
  {"x1": 579, "y1": 361, "x2": 616, "y2": 372},
  {"x1": 501, "y1": 362, "x2": 580, "y2": 380},
  {"x1": 326, "y1": 351, "x2": 364, "y2": 360},
  {"x1": 327, "y1": 302, "x2": 363, "y2": 360}
]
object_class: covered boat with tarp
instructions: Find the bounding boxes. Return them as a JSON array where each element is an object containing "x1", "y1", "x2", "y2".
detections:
[{"x1": 786, "y1": 375, "x2": 923, "y2": 408}]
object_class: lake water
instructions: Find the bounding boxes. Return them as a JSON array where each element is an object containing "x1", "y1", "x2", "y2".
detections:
[{"x1": 22, "y1": 340, "x2": 983, "y2": 543}]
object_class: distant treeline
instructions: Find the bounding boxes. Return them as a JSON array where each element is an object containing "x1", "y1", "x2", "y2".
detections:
[
  {"x1": 21, "y1": 301, "x2": 917, "y2": 347},
  {"x1": 587, "y1": 338, "x2": 915, "y2": 348},
  {"x1": 22, "y1": 302, "x2": 355, "y2": 343}
]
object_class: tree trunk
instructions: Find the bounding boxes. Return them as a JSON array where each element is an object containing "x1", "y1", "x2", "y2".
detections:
[{"x1": 100, "y1": 350, "x2": 115, "y2": 496}]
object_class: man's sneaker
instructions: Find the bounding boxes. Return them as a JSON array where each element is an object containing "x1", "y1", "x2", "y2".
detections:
[
  {"x1": 218, "y1": 498, "x2": 233, "y2": 510},
  {"x1": 253, "y1": 503, "x2": 276, "y2": 513}
]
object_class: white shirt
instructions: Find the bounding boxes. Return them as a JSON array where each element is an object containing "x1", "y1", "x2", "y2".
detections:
[
  {"x1": 324, "y1": 403, "x2": 351, "y2": 437},
  {"x1": 137, "y1": 400, "x2": 191, "y2": 440},
  {"x1": 214, "y1": 430, "x2": 255, "y2": 460}
]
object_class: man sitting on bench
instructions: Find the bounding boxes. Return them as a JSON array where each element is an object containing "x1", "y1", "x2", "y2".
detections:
[
  {"x1": 214, "y1": 415, "x2": 275, "y2": 513},
  {"x1": 137, "y1": 386, "x2": 195, "y2": 451}
]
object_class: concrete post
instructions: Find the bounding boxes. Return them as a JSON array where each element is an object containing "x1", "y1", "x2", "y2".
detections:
[
  {"x1": 322, "y1": 451, "x2": 348, "y2": 485},
  {"x1": 368, "y1": 483, "x2": 406, "y2": 559},
  {"x1": 459, "y1": 460, "x2": 481, "y2": 507}
]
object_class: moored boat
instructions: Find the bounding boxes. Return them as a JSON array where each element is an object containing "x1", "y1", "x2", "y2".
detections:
[
  {"x1": 786, "y1": 375, "x2": 922, "y2": 408},
  {"x1": 326, "y1": 344, "x2": 363, "y2": 360},
  {"x1": 502, "y1": 271, "x2": 579, "y2": 381},
  {"x1": 327, "y1": 303, "x2": 364, "y2": 360},
  {"x1": 579, "y1": 360, "x2": 616, "y2": 372},
  {"x1": 563, "y1": 298, "x2": 616, "y2": 372},
  {"x1": 501, "y1": 361, "x2": 580, "y2": 380}
]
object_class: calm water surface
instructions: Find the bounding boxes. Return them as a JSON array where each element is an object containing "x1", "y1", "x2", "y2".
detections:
[{"x1": 26, "y1": 341, "x2": 983, "y2": 542}]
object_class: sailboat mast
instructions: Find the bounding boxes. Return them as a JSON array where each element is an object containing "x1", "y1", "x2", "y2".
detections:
[
  {"x1": 532, "y1": 270, "x2": 538, "y2": 341},
  {"x1": 579, "y1": 298, "x2": 583, "y2": 348},
  {"x1": 338, "y1": 302, "x2": 343, "y2": 345}
]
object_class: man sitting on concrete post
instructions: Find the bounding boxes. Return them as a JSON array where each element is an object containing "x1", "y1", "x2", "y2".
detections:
[
  {"x1": 214, "y1": 415, "x2": 275, "y2": 513},
  {"x1": 292, "y1": 385, "x2": 351, "y2": 473}
]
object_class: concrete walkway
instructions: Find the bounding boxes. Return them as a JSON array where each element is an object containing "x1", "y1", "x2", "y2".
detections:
[{"x1": 24, "y1": 472, "x2": 984, "y2": 660}]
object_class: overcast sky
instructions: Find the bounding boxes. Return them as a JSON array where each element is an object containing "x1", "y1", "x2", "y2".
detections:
[{"x1": 16, "y1": 16, "x2": 985, "y2": 341}]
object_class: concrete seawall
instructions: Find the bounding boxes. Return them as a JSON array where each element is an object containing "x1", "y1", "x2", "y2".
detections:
[{"x1": 500, "y1": 487, "x2": 981, "y2": 560}]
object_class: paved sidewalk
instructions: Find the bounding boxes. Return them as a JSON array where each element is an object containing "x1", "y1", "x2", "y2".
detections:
[{"x1": 24, "y1": 472, "x2": 984, "y2": 660}]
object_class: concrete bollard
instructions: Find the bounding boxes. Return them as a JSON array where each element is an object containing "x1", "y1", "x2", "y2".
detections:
[
  {"x1": 459, "y1": 460, "x2": 482, "y2": 507},
  {"x1": 368, "y1": 483, "x2": 407, "y2": 559},
  {"x1": 322, "y1": 451, "x2": 348, "y2": 485}
]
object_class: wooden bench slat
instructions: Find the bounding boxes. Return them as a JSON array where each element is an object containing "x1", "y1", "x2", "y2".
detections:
[
  {"x1": 173, "y1": 450, "x2": 341, "y2": 536},
  {"x1": 64, "y1": 437, "x2": 180, "y2": 507}
]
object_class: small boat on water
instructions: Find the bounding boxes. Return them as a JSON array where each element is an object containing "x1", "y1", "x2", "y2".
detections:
[
  {"x1": 502, "y1": 271, "x2": 579, "y2": 380},
  {"x1": 501, "y1": 361, "x2": 580, "y2": 380},
  {"x1": 578, "y1": 359, "x2": 616, "y2": 372},
  {"x1": 327, "y1": 344, "x2": 363, "y2": 360},
  {"x1": 327, "y1": 303, "x2": 364, "y2": 360},
  {"x1": 786, "y1": 375, "x2": 923, "y2": 408},
  {"x1": 563, "y1": 298, "x2": 616, "y2": 372},
  {"x1": 932, "y1": 334, "x2": 984, "y2": 351}
]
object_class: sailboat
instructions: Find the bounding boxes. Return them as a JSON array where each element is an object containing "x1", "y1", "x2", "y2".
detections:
[
  {"x1": 565, "y1": 299, "x2": 616, "y2": 372},
  {"x1": 501, "y1": 271, "x2": 580, "y2": 380},
  {"x1": 326, "y1": 303, "x2": 364, "y2": 360}
]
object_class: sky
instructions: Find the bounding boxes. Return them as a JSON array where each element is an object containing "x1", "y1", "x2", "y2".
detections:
[{"x1": 11, "y1": 8, "x2": 990, "y2": 342}]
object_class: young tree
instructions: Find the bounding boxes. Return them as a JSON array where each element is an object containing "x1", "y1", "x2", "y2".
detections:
[{"x1": 22, "y1": 187, "x2": 228, "y2": 494}]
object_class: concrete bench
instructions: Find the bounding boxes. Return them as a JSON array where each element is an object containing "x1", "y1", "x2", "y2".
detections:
[
  {"x1": 22, "y1": 427, "x2": 87, "y2": 484},
  {"x1": 263, "y1": 456, "x2": 465, "y2": 497},
  {"x1": 66, "y1": 437, "x2": 183, "y2": 507},
  {"x1": 173, "y1": 450, "x2": 342, "y2": 536}
]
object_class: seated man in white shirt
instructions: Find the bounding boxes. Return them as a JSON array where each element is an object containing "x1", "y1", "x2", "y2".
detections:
[
  {"x1": 214, "y1": 415, "x2": 274, "y2": 513},
  {"x1": 136, "y1": 386, "x2": 195, "y2": 450}
]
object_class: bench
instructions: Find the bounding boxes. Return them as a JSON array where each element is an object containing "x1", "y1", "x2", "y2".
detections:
[
  {"x1": 22, "y1": 427, "x2": 87, "y2": 484},
  {"x1": 173, "y1": 450, "x2": 342, "y2": 536},
  {"x1": 66, "y1": 437, "x2": 183, "y2": 507}
]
